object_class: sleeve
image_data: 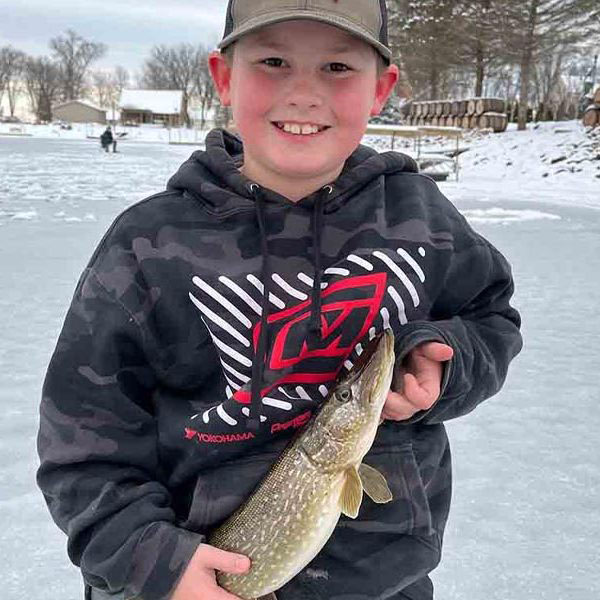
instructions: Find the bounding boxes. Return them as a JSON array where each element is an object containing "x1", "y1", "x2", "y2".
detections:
[
  {"x1": 393, "y1": 226, "x2": 523, "y2": 425},
  {"x1": 36, "y1": 268, "x2": 203, "y2": 600}
]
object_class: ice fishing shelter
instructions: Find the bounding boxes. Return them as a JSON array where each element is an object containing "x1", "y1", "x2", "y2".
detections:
[
  {"x1": 119, "y1": 90, "x2": 184, "y2": 127},
  {"x1": 52, "y1": 100, "x2": 107, "y2": 124}
]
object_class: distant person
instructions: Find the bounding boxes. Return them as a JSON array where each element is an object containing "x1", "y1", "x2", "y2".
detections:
[
  {"x1": 100, "y1": 126, "x2": 117, "y2": 153},
  {"x1": 37, "y1": 2, "x2": 523, "y2": 600}
]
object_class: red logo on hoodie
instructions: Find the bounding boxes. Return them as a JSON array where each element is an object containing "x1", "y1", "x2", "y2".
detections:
[{"x1": 233, "y1": 273, "x2": 387, "y2": 404}]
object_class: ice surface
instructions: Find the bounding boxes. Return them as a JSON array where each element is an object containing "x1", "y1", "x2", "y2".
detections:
[{"x1": 0, "y1": 123, "x2": 599, "y2": 600}]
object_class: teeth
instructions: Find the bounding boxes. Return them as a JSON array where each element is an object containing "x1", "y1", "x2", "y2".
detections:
[{"x1": 279, "y1": 122, "x2": 323, "y2": 135}]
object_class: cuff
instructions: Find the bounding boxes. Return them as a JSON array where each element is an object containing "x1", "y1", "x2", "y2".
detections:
[{"x1": 124, "y1": 522, "x2": 204, "y2": 600}]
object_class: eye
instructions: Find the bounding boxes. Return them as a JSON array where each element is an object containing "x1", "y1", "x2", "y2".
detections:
[
  {"x1": 327, "y1": 62, "x2": 350, "y2": 72},
  {"x1": 262, "y1": 57, "x2": 285, "y2": 68},
  {"x1": 338, "y1": 388, "x2": 351, "y2": 402}
]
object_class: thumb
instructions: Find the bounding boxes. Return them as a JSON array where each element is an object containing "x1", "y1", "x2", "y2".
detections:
[
  {"x1": 196, "y1": 544, "x2": 251, "y2": 574},
  {"x1": 418, "y1": 342, "x2": 454, "y2": 362}
]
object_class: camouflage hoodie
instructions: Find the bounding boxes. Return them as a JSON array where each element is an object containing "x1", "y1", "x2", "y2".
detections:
[{"x1": 37, "y1": 129, "x2": 522, "y2": 600}]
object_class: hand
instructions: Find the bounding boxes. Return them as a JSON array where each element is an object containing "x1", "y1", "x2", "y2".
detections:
[
  {"x1": 382, "y1": 342, "x2": 454, "y2": 421},
  {"x1": 170, "y1": 543, "x2": 250, "y2": 600}
]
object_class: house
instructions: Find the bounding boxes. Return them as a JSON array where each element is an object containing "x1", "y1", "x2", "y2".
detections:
[
  {"x1": 52, "y1": 100, "x2": 107, "y2": 124},
  {"x1": 119, "y1": 90, "x2": 184, "y2": 126}
]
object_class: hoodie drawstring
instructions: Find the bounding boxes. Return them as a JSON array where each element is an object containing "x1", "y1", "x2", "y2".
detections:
[
  {"x1": 247, "y1": 183, "x2": 333, "y2": 430},
  {"x1": 248, "y1": 183, "x2": 271, "y2": 432},
  {"x1": 308, "y1": 185, "x2": 332, "y2": 342}
]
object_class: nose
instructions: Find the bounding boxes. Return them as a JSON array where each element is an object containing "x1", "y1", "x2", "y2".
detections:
[{"x1": 285, "y1": 72, "x2": 323, "y2": 111}]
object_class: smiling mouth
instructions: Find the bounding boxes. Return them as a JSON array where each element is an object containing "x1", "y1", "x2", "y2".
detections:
[{"x1": 273, "y1": 122, "x2": 331, "y2": 136}]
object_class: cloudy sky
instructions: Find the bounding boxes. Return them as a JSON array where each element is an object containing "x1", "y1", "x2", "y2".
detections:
[{"x1": 0, "y1": 0, "x2": 229, "y2": 75}]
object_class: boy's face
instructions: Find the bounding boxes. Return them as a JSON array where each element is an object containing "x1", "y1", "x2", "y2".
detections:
[{"x1": 209, "y1": 20, "x2": 398, "y2": 196}]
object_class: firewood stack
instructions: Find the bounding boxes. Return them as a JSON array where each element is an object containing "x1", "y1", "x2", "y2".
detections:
[
  {"x1": 407, "y1": 97, "x2": 508, "y2": 132},
  {"x1": 582, "y1": 87, "x2": 600, "y2": 128}
]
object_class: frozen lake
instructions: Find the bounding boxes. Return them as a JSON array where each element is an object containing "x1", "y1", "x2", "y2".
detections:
[{"x1": 0, "y1": 136, "x2": 598, "y2": 600}]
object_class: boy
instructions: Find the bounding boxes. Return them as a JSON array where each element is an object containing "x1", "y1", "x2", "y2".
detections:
[{"x1": 37, "y1": 1, "x2": 522, "y2": 600}]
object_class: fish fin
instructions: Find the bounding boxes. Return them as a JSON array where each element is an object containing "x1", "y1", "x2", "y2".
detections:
[
  {"x1": 340, "y1": 467, "x2": 363, "y2": 518},
  {"x1": 358, "y1": 463, "x2": 393, "y2": 504}
]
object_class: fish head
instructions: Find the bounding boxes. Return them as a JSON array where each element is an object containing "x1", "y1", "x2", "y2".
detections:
[{"x1": 307, "y1": 330, "x2": 395, "y2": 468}]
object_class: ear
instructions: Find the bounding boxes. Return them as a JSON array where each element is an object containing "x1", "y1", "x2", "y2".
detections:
[
  {"x1": 370, "y1": 64, "x2": 399, "y2": 116},
  {"x1": 208, "y1": 51, "x2": 232, "y2": 106}
]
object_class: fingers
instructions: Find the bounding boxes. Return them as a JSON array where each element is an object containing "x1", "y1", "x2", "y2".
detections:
[
  {"x1": 195, "y1": 544, "x2": 251, "y2": 574},
  {"x1": 417, "y1": 342, "x2": 454, "y2": 362},
  {"x1": 382, "y1": 378, "x2": 438, "y2": 421}
]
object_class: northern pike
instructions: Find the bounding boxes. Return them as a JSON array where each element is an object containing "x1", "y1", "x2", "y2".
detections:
[{"x1": 208, "y1": 330, "x2": 396, "y2": 600}]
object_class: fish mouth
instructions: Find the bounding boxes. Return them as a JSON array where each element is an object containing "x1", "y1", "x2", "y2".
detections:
[{"x1": 344, "y1": 330, "x2": 395, "y2": 402}]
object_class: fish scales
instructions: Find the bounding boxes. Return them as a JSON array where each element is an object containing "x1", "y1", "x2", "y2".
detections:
[
  {"x1": 211, "y1": 436, "x2": 344, "y2": 598},
  {"x1": 208, "y1": 331, "x2": 395, "y2": 600}
]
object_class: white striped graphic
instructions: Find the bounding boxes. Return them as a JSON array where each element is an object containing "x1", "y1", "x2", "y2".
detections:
[
  {"x1": 344, "y1": 360, "x2": 354, "y2": 371},
  {"x1": 202, "y1": 407, "x2": 216, "y2": 423},
  {"x1": 373, "y1": 251, "x2": 420, "y2": 308},
  {"x1": 192, "y1": 276, "x2": 253, "y2": 327},
  {"x1": 263, "y1": 397, "x2": 293, "y2": 410},
  {"x1": 295, "y1": 386, "x2": 312, "y2": 400},
  {"x1": 247, "y1": 274, "x2": 286, "y2": 308},
  {"x1": 325, "y1": 267, "x2": 350, "y2": 276},
  {"x1": 222, "y1": 360, "x2": 250, "y2": 383},
  {"x1": 219, "y1": 276, "x2": 262, "y2": 315},
  {"x1": 388, "y1": 286, "x2": 408, "y2": 325},
  {"x1": 217, "y1": 403, "x2": 237, "y2": 426},
  {"x1": 380, "y1": 307, "x2": 391, "y2": 330},
  {"x1": 278, "y1": 386, "x2": 302, "y2": 400},
  {"x1": 297, "y1": 272, "x2": 328, "y2": 289},
  {"x1": 319, "y1": 385, "x2": 329, "y2": 397},
  {"x1": 189, "y1": 293, "x2": 251, "y2": 347},
  {"x1": 208, "y1": 328, "x2": 253, "y2": 367},
  {"x1": 226, "y1": 386, "x2": 233, "y2": 399},
  {"x1": 347, "y1": 254, "x2": 374, "y2": 271},
  {"x1": 396, "y1": 248, "x2": 425, "y2": 283},
  {"x1": 272, "y1": 273, "x2": 308, "y2": 300},
  {"x1": 241, "y1": 407, "x2": 267, "y2": 422},
  {"x1": 224, "y1": 375, "x2": 241, "y2": 391}
]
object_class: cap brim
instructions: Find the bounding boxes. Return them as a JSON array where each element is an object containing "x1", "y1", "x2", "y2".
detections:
[{"x1": 217, "y1": 11, "x2": 391, "y2": 63}]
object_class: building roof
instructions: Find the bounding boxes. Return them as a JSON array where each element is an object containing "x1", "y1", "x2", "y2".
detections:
[
  {"x1": 119, "y1": 90, "x2": 183, "y2": 115},
  {"x1": 53, "y1": 99, "x2": 106, "y2": 113}
]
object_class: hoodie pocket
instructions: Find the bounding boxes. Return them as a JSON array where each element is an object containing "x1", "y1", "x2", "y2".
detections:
[
  {"x1": 338, "y1": 442, "x2": 434, "y2": 537},
  {"x1": 182, "y1": 450, "x2": 280, "y2": 533}
]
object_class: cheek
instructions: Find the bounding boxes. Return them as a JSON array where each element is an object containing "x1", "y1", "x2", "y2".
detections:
[
  {"x1": 231, "y1": 72, "x2": 277, "y2": 118},
  {"x1": 331, "y1": 79, "x2": 377, "y2": 120}
]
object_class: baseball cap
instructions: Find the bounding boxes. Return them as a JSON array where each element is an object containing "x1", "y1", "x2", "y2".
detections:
[{"x1": 218, "y1": 0, "x2": 392, "y2": 63}]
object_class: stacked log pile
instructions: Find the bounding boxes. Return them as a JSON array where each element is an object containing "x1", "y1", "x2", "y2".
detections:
[
  {"x1": 582, "y1": 87, "x2": 600, "y2": 128},
  {"x1": 407, "y1": 97, "x2": 508, "y2": 132}
]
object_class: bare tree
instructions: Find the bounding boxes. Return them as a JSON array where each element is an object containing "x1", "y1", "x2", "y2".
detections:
[
  {"x1": 91, "y1": 70, "x2": 113, "y2": 108},
  {"x1": 0, "y1": 46, "x2": 26, "y2": 115},
  {"x1": 191, "y1": 46, "x2": 216, "y2": 128},
  {"x1": 90, "y1": 65, "x2": 129, "y2": 121},
  {"x1": 24, "y1": 56, "x2": 62, "y2": 122},
  {"x1": 50, "y1": 29, "x2": 106, "y2": 102},
  {"x1": 142, "y1": 44, "x2": 203, "y2": 127}
]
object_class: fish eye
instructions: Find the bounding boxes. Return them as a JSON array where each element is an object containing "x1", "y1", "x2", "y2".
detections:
[{"x1": 338, "y1": 388, "x2": 351, "y2": 402}]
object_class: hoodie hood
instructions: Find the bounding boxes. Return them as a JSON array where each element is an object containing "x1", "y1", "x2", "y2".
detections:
[{"x1": 167, "y1": 128, "x2": 418, "y2": 212}]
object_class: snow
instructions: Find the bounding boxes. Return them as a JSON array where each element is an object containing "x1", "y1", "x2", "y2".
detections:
[{"x1": 1, "y1": 120, "x2": 599, "y2": 600}]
